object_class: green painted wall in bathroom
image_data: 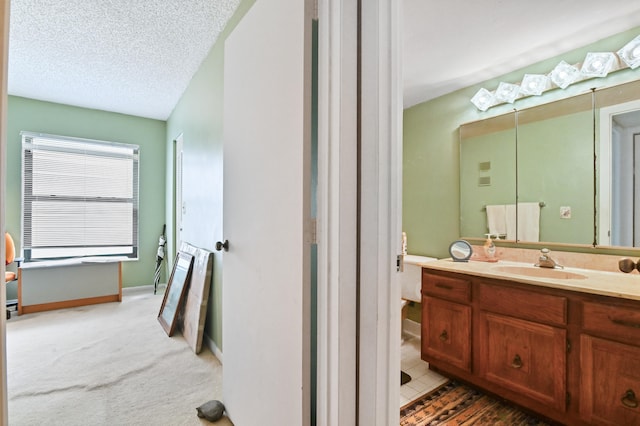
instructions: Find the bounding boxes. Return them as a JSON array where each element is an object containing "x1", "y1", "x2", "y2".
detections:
[
  {"x1": 5, "y1": 96, "x2": 166, "y2": 300},
  {"x1": 403, "y1": 26, "x2": 640, "y2": 258},
  {"x1": 460, "y1": 122, "x2": 516, "y2": 238}
]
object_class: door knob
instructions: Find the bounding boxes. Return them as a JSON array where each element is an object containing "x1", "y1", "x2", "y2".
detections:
[{"x1": 215, "y1": 240, "x2": 229, "y2": 252}]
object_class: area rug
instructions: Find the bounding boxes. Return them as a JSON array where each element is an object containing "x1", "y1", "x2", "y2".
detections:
[{"x1": 400, "y1": 381, "x2": 551, "y2": 426}]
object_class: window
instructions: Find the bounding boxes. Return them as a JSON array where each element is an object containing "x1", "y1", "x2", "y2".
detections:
[{"x1": 21, "y1": 132, "x2": 139, "y2": 261}]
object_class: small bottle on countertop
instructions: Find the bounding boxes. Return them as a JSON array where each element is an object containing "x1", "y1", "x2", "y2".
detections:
[{"x1": 483, "y1": 233, "x2": 496, "y2": 260}]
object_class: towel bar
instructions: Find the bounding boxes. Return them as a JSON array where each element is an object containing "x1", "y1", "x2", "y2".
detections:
[{"x1": 482, "y1": 201, "x2": 545, "y2": 211}]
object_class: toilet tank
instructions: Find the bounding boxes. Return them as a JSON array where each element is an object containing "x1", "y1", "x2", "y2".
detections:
[{"x1": 401, "y1": 255, "x2": 437, "y2": 302}]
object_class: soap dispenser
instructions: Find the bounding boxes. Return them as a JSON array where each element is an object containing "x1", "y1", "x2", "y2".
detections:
[{"x1": 483, "y1": 233, "x2": 496, "y2": 260}]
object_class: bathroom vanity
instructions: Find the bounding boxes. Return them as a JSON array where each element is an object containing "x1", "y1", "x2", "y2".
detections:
[{"x1": 421, "y1": 259, "x2": 640, "y2": 426}]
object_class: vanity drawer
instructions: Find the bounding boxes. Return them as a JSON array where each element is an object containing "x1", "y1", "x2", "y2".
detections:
[
  {"x1": 422, "y1": 272, "x2": 471, "y2": 303},
  {"x1": 582, "y1": 301, "x2": 640, "y2": 344},
  {"x1": 477, "y1": 282, "x2": 567, "y2": 326}
]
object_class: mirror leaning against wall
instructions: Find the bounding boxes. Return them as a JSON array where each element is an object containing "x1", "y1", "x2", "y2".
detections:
[{"x1": 459, "y1": 32, "x2": 640, "y2": 250}]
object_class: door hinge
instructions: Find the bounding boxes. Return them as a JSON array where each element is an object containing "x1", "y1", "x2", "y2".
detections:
[
  {"x1": 566, "y1": 392, "x2": 571, "y2": 406},
  {"x1": 567, "y1": 338, "x2": 571, "y2": 353},
  {"x1": 397, "y1": 254, "x2": 404, "y2": 272},
  {"x1": 310, "y1": 218, "x2": 317, "y2": 244}
]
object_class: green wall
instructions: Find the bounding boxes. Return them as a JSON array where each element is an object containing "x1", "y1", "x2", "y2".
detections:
[
  {"x1": 403, "y1": 26, "x2": 640, "y2": 258},
  {"x1": 165, "y1": 0, "x2": 255, "y2": 351},
  {"x1": 5, "y1": 96, "x2": 166, "y2": 298}
]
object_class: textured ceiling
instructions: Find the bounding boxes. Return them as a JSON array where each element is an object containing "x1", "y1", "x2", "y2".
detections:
[
  {"x1": 8, "y1": 0, "x2": 240, "y2": 120},
  {"x1": 8, "y1": 1, "x2": 640, "y2": 120}
]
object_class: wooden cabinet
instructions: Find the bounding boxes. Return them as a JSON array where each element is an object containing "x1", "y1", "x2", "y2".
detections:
[
  {"x1": 422, "y1": 296, "x2": 471, "y2": 371},
  {"x1": 478, "y1": 311, "x2": 566, "y2": 411},
  {"x1": 580, "y1": 300, "x2": 640, "y2": 425},
  {"x1": 421, "y1": 268, "x2": 640, "y2": 425},
  {"x1": 580, "y1": 334, "x2": 640, "y2": 425}
]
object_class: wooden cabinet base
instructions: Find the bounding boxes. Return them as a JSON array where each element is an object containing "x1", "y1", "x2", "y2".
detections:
[{"x1": 422, "y1": 269, "x2": 640, "y2": 426}]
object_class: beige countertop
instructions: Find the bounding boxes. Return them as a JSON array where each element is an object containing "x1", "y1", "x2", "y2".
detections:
[{"x1": 420, "y1": 258, "x2": 640, "y2": 302}]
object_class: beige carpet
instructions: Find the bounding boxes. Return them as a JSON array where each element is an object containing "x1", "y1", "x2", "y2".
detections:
[{"x1": 6, "y1": 287, "x2": 231, "y2": 425}]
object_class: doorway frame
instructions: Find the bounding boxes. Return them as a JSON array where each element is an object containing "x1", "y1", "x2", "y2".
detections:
[
  {"x1": 174, "y1": 133, "x2": 184, "y2": 253},
  {"x1": 316, "y1": 0, "x2": 401, "y2": 424},
  {"x1": 0, "y1": 0, "x2": 9, "y2": 423},
  {"x1": 598, "y1": 98, "x2": 640, "y2": 246}
]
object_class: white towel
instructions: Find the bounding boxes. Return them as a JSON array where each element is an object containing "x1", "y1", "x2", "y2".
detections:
[
  {"x1": 517, "y1": 202, "x2": 540, "y2": 242},
  {"x1": 505, "y1": 204, "x2": 517, "y2": 240},
  {"x1": 505, "y1": 203, "x2": 540, "y2": 241},
  {"x1": 486, "y1": 205, "x2": 507, "y2": 236}
]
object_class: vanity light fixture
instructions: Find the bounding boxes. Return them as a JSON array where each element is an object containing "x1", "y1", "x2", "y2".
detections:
[
  {"x1": 494, "y1": 82, "x2": 520, "y2": 103},
  {"x1": 520, "y1": 74, "x2": 548, "y2": 96},
  {"x1": 550, "y1": 60, "x2": 581, "y2": 89},
  {"x1": 580, "y1": 52, "x2": 617, "y2": 77},
  {"x1": 618, "y1": 35, "x2": 640, "y2": 69},
  {"x1": 470, "y1": 88, "x2": 495, "y2": 111},
  {"x1": 470, "y1": 34, "x2": 640, "y2": 111}
]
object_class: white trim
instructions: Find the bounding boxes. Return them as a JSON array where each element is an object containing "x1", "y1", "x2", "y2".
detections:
[
  {"x1": 316, "y1": 0, "x2": 358, "y2": 424},
  {"x1": 203, "y1": 332, "x2": 223, "y2": 364},
  {"x1": 598, "y1": 99, "x2": 640, "y2": 246},
  {"x1": 403, "y1": 318, "x2": 421, "y2": 340},
  {"x1": 174, "y1": 134, "x2": 184, "y2": 251},
  {"x1": 122, "y1": 285, "x2": 156, "y2": 295},
  {"x1": 0, "y1": 0, "x2": 9, "y2": 422},
  {"x1": 358, "y1": 0, "x2": 402, "y2": 424}
]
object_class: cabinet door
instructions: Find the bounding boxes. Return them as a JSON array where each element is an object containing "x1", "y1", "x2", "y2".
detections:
[
  {"x1": 478, "y1": 312, "x2": 567, "y2": 412},
  {"x1": 421, "y1": 296, "x2": 471, "y2": 372},
  {"x1": 580, "y1": 334, "x2": 640, "y2": 425}
]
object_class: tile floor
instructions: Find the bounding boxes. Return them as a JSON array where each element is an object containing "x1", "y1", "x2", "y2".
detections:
[{"x1": 399, "y1": 335, "x2": 448, "y2": 407}]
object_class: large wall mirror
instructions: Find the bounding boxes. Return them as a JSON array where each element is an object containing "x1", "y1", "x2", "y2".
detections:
[{"x1": 460, "y1": 79, "x2": 640, "y2": 249}]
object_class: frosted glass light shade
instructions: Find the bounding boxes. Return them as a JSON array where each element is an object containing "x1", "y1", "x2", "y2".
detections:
[
  {"x1": 581, "y1": 52, "x2": 616, "y2": 77},
  {"x1": 495, "y1": 82, "x2": 520, "y2": 103},
  {"x1": 550, "y1": 61, "x2": 580, "y2": 89},
  {"x1": 470, "y1": 88, "x2": 495, "y2": 111},
  {"x1": 520, "y1": 74, "x2": 548, "y2": 96},
  {"x1": 617, "y1": 35, "x2": 640, "y2": 69}
]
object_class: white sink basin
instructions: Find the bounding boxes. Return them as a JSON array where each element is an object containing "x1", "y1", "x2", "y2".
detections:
[{"x1": 495, "y1": 265, "x2": 588, "y2": 280}]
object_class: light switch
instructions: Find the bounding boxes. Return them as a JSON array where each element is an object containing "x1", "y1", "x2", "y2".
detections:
[{"x1": 560, "y1": 206, "x2": 571, "y2": 219}]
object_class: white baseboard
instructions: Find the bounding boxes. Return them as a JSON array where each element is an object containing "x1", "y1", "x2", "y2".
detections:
[
  {"x1": 204, "y1": 333, "x2": 223, "y2": 363},
  {"x1": 122, "y1": 284, "x2": 157, "y2": 295},
  {"x1": 402, "y1": 318, "x2": 421, "y2": 340}
]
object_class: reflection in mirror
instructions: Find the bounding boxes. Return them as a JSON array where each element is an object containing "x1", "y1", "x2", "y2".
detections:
[
  {"x1": 598, "y1": 80, "x2": 640, "y2": 247},
  {"x1": 459, "y1": 112, "x2": 516, "y2": 240},
  {"x1": 516, "y1": 92, "x2": 594, "y2": 244}
]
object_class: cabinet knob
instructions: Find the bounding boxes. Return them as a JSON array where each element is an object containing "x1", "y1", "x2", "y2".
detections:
[
  {"x1": 511, "y1": 354, "x2": 523, "y2": 369},
  {"x1": 621, "y1": 389, "x2": 638, "y2": 409},
  {"x1": 439, "y1": 330, "x2": 448, "y2": 342}
]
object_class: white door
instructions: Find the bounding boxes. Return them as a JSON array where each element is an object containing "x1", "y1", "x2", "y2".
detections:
[{"x1": 221, "y1": 0, "x2": 311, "y2": 424}]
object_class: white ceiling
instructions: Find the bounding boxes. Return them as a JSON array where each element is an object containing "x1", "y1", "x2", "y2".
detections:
[
  {"x1": 7, "y1": 1, "x2": 640, "y2": 120},
  {"x1": 403, "y1": 0, "x2": 640, "y2": 108}
]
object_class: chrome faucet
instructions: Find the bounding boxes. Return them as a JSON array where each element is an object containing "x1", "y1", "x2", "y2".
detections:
[{"x1": 535, "y1": 248, "x2": 563, "y2": 269}]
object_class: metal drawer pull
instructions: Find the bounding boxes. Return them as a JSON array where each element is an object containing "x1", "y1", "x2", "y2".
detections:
[
  {"x1": 439, "y1": 330, "x2": 448, "y2": 342},
  {"x1": 609, "y1": 317, "x2": 640, "y2": 329},
  {"x1": 622, "y1": 389, "x2": 638, "y2": 408},
  {"x1": 435, "y1": 283, "x2": 453, "y2": 290},
  {"x1": 511, "y1": 354, "x2": 523, "y2": 369}
]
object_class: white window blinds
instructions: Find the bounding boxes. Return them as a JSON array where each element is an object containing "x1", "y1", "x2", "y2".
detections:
[{"x1": 21, "y1": 132, "x2": 139, "y2": 261}]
